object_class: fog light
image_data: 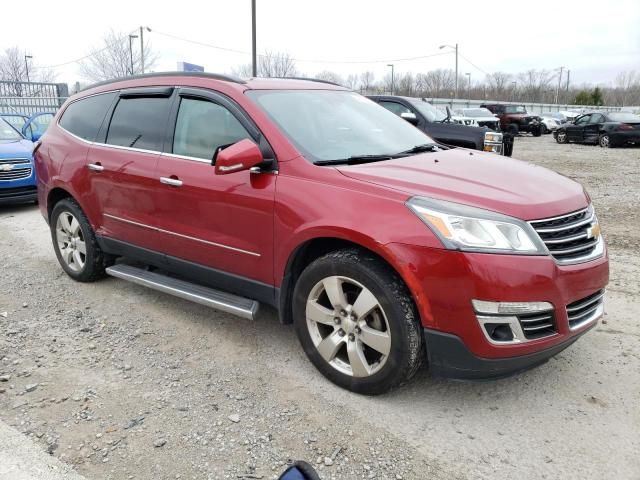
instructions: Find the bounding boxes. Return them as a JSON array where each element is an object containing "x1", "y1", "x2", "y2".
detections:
[{"x1": 484, "y1": 323, "x2": 514, "y2": 342}]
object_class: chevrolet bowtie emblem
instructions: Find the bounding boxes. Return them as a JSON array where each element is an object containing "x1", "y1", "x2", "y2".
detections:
[
  {"x1": 0, "y1": 164, "x2": 15, "y2": 171},
  {"x1": 587, "y1": 223, "x2": 601, "y2": 239}
]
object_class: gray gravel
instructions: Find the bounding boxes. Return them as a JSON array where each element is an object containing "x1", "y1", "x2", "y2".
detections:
[{"x1": 0, "y1": 134, "x2": 639, "y2": 480}]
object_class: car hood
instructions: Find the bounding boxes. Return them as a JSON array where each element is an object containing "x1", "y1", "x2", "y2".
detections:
[
  {"x1": 0, "y1": 139, "x2": 33, "y2": 158},
  {"x1": 336, "y1": 149, "x2": 588, "y2": 220}
]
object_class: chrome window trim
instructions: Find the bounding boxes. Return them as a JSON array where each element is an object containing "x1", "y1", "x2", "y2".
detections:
[
  {"x1": 160, "y1": 152, "x2": 211, "y2": 164},
  {"x1": 103, "y1": 213, "x2": 260, "y2": 257}
]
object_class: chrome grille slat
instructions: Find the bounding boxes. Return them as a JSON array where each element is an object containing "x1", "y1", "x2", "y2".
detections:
[
  {"x1": 530, "y1": 206, "x2": 602, "y2": 265},
  {"x1": 519, "y1": 314, "x2": 553, "y2": 323},
  {"x1": 522, "y1": 323, "x2": 554, "y2": 332},
  {"x1": 0, "y1": 168, "x2": 32, "y2": 180},
  {"x1": 566, "y1": 290, "x2": 605, "y2": 330},
  {"x1": 567, "y1": 292, "x2": 606, "y2": 313},
  {"x1": 0, "y1": 158, "x2": 32, "y2": 165},
  {"x1": 533, "y1": 214, "x2": 595, "y2": 233}
]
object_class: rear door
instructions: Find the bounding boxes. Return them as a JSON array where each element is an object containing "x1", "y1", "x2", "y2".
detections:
[
  {"x1": 566, "y1": 114, "x2": 590, "y2": 142},
  {"x1": 153, "y1": 87, "x2": 276, "y2": 287},
  {"x1": 85, "y1": 87, "x2": 173, "y2": 251},
  {"x1": 585, "y1": 113, "x2": 605, "y2": 143}
]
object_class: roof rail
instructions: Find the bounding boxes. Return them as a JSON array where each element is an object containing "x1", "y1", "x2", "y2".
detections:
[
  {"x1": 82, "y1": 71, "x2": 246, "y2": 92},
  {"x1": 271, "y1": 76, "x2": 345, "y2": 87}
]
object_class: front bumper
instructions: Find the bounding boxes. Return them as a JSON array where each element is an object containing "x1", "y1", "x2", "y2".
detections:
[
  {"x1": 423, "y1": 323, "x2": 594, "y2": 380},
  {"x1": 386, "y1": 243, "x2": 609, "y2": 360},
  {"x1": 0, "y1": 185, "x2": 38, "y2": 205}
]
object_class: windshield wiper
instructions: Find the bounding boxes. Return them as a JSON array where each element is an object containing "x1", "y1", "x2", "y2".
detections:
[
  {"x1": 314, "y1": 154, "x2": 397, "y2": 166},
  {"x1": 396, "y1": 143, "x2": 439, "y2": 155}
]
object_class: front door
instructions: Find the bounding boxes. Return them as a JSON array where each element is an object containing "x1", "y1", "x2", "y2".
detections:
[
  {"x1": 86, "y1": 89, "x2": 173, "y2": 252},
  {"x1": 584, "y1": 113, "x2": 605, "y2": 143},
  {"x1": 566, "y1": 114, "x2": 591, "y2": 142},
  {"x1": 153, "y1": 88, "x2": 276, "y2": 287}
]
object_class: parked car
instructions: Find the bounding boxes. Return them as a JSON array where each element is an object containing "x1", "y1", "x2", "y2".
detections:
[
  {"x1": 554, "y1": 111, "x2": 640, "y2": 147},
  {"x1": 0, "y1": 117, "x2": 38, "y2": 205},
  {"x1": 538, "y1": 113, "x2": 563, "y2": 134},
  {"x1": 0, "y1": 112, "x2": 55, "y2": 142},
  {"x1": 558, "y1": 110, "x2": 581, "y2": 123},
  {"x1": 368, "y1": 95, "x2": 512, "y2": 156},
  {"x1": 480, "y1": 103, "x2": 543, "y2": 136},
  {"x1": 36, "y1": 73, "x2": 609, "y2": 394},
  {"x1": 453, "y1": 107, "x2": 501, "y2": 131}
]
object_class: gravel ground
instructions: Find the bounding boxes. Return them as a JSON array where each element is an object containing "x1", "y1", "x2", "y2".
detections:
[{"x1": 1, "y1": 134, "x2": 639, "y2": 480}]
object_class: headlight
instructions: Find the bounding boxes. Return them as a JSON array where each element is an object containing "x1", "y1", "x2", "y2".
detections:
[
  {"x1": 406, "y1": 197, "x2": 547, "y2": 254},
  {"x1": 484, "y1": 132, "x2": 503, "y2": 143}
]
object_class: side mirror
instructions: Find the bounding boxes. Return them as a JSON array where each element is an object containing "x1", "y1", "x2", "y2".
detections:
[
  {"x1": 214, "y1": 138, "x2": 264, "y2": 175},
  {"x1": 400, "y1": 112, "x2": 419, "y2": 125}
]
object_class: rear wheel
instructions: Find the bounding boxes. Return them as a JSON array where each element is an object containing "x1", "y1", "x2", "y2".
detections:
[
  {"x1": 50, "y1": 198, "x2": 113, "y2": 282},
  {"x1": 599, "y1": 133, "x2": 612, "y2": 148},
  {"x1": 293, "y1": 249, "x2": 423, "y2": 395}
]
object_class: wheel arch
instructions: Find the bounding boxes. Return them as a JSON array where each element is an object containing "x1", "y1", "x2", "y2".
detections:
[
  {"x1": 47, "y1": 187, "x2": 74, "y2": 221},
  {"x1": 278, "y1": 235, "x2": 418, "y2": 326}
]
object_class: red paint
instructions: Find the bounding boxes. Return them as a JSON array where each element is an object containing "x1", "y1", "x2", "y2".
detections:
[{"x1": 35, "y1": 75, "x2": 609, "y2": 363}]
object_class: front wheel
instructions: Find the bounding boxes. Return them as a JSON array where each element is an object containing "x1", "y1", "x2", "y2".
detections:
[
  {"x1": 556, "y1": 131, "x2": 568, "y2": 144},
  {"x1": 532, "y1": 125, "x2": 542, "y2": 137},
  {"x1": 540, "y1": 124, "x2": 548, "y2": 135},
  {"x1": 50, "y1": 198, "x2": 113, "y2": 282},
  {"x1": 293, "y1": 250, "x2": 423, "y2": 395}
]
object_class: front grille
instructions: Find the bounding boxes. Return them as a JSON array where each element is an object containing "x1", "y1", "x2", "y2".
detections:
[
  {"x1": 478, "y1": 121, "x2": 499, "y2": 130},
  {"x1": 517, "y1": 310, "x2": 556, "y2": 339},
  {"x1": 566, "y1": 290, "x2": 605, "y2": 330},
  {"x1": 0, "y1": 158, "x2": 31, "y2": 165},
  {"x1": 0, "y1": 167, "x2": 32, "y2": 181},
  {"x1": 530, "y1": 206, "x2": 601, "y2": 264}
]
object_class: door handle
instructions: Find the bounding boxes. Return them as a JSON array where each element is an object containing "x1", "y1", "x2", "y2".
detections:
[
  {"x1": 88, "y1": 163, "x2": 104, "y2": 172},
  {"x1": 160, "y1": 176, "x2": 183, "y2": 187}
]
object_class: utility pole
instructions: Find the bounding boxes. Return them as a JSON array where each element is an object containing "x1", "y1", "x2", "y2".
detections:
[
  {"x1": 511, "y1": 81, "x2": 517, "y2": 102},
  {"x1": 566, "y1": 69, "x2": 571, "y2": 92},
  {"x1": 140, "y1": 26, "x2": 151, "y2": 74},
  {"x1": 128, "y1": 35, "x2": 138, "y2": 75},
  {"x1": 252, "y1": 0, "x2": 257, "y2": 77},
  {"x1": 24, "y1": 55, "x2": 32, "y2": 83},
  {"x1": 555, "y1": 66, "x2": 564, "y2": 104},
  {"x1": 466, "y1": 72, "x2": 471, "y2": 104},
  {"x1": 387, "y1": 64, "x2": 395, "y2": 95},
  {"x1": 439, "y1": 44, "x2": 458, "y2": 98}
]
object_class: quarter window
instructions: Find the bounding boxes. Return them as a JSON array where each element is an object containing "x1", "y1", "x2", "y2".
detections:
[
  {"x1": 59, "y1": 92, "x2": 116, "y2": 141},
  {"x1": 589, "y1": 114, "x2": 605, "y2": 124},
  {"x1": 106, "y1": 97, "x2": 171, "y2": 151},
  {"x1": 172, "y1": 98, "x2": 251, "y2": 161},
  {"x1": 379, "y1": 101, "x2": 412, "y2": 116}
]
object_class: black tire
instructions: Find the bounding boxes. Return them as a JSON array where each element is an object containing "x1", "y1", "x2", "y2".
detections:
[
  {"x1": 599, "y1": 133, "x2": 614, "y2": 148},
  {"x1": 293, "y1": 249, "x2": 423, "y2": 395},
  {"x1": 507, "y1": 124, "x2": 519, "y2": 135},
  {"x1": 50, "y1": 198, "x2": 113, "y2": 282},
  {"x1": 540, "y1": 124, "x2": 548, "y2": 135},
  {"x1": 556, "y1": 130, "x2": 568, "y2": 144},
  {"x1": 532, "y1": 125, "x2": 542, "y2": 137}
]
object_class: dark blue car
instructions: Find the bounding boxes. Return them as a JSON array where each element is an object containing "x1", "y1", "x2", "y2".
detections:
[{"x1": 0, "y1": 117, "x2": 38, "y2": 205}]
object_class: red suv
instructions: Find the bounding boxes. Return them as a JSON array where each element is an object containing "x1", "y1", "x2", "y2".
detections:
[{"x1": 35, "y1": 73, "x2": 609, "y2": 395}]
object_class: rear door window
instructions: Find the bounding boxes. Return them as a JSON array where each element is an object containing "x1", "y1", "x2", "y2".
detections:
[
  {"x1": 106, "y1": 97, "x2": 171, "y2": 151},
  {"x1": 379, "y1": 101, "x2": 412, "y2": 116},
  {"x1": 59, "y1": 92, "x2": 116, "y2": 141},
  {"x1": 172, "y1": 97, "x2": 251, "y2": 161}
]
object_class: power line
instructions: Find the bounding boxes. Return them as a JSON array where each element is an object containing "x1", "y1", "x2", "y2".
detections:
[{"x1": 458, "y1": 53, "x2": 489, "y2": 76}]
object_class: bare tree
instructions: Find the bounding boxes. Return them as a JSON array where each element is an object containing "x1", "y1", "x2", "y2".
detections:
[
  {"x1": 614, "y1": 70, "x2": 639, "y2": 106},
  {"x1": 315, "y1": 70, "x2": 343, "y2": 85},
  {"x1": 516, "y1": 69, "x2": 555, "y2": 103},
  {"x1": 486, "y1": 72, "x2": 512, "y2": 101},
  {"x1": 344, "y1": 74, "x2": 359, "y2": 90},
  {"x1": 0, "y1": 47, "x2": 56, "y2": 96},
  {"x1": 79, "y1": 30, "x2": 157, "y2": 83},
  {"x1": 422, "y1": 69, "x2": 455, "y2": 98},
  {"x1": 396, "y1": 73, "x2": 415, "y2": 96},
  {"x1": 233, "y1": 51, "x2": 298, "y2": 78},
  {"x1": 358, "y1": 71, "x2": 375, "y2": 93}
]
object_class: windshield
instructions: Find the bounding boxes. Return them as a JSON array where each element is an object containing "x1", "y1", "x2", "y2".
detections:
[
  {"x1": 462, "y1": 108, "x2": 494, "y2": 118},
  {"x1": 407, "y1": 99, "x2": 448, "y2": 122},
  {"x1": 0, "y1": 119, "x2": 22, "y2": 141},
  {"x1": 2, "y1": 115, "x2": 27, "y2": 130},
  {"x1": 608, "y1": 112, "x2": 640, "y2": 123},
  {"x1": 247, "y1": 90, "x2": 434, "y2": 163},
  {"x1": 504, "y1": 105, "x2": 527, "y2": 114}
]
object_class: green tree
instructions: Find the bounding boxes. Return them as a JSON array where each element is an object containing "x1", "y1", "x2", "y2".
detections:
[
  {"x1": 573, "y1": 90, "x2": 593, "y2": 105},
  {"x1": 591, "y1": 87, "x2": 604, "y2": 106}
]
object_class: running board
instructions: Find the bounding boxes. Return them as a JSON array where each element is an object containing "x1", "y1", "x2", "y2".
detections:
[{"x1": 105, "y1": 264, "x2": 259, "y2": 320}]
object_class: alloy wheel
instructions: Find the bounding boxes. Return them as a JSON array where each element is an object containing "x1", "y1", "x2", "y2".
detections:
[
  {"x1": 600, "y1": 135, "x2": 610, "y2": 148},
  {"x1": 305, "y1": 276, "x2": 391, "y2": 378},
  {"x1": 55, "y1": 211, "x2": 86, "y2": 272}
]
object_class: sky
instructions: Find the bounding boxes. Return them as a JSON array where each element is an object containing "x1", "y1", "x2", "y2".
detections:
[{"x1": 7, "y1": 0, "x2": 640, "y2": 87}]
